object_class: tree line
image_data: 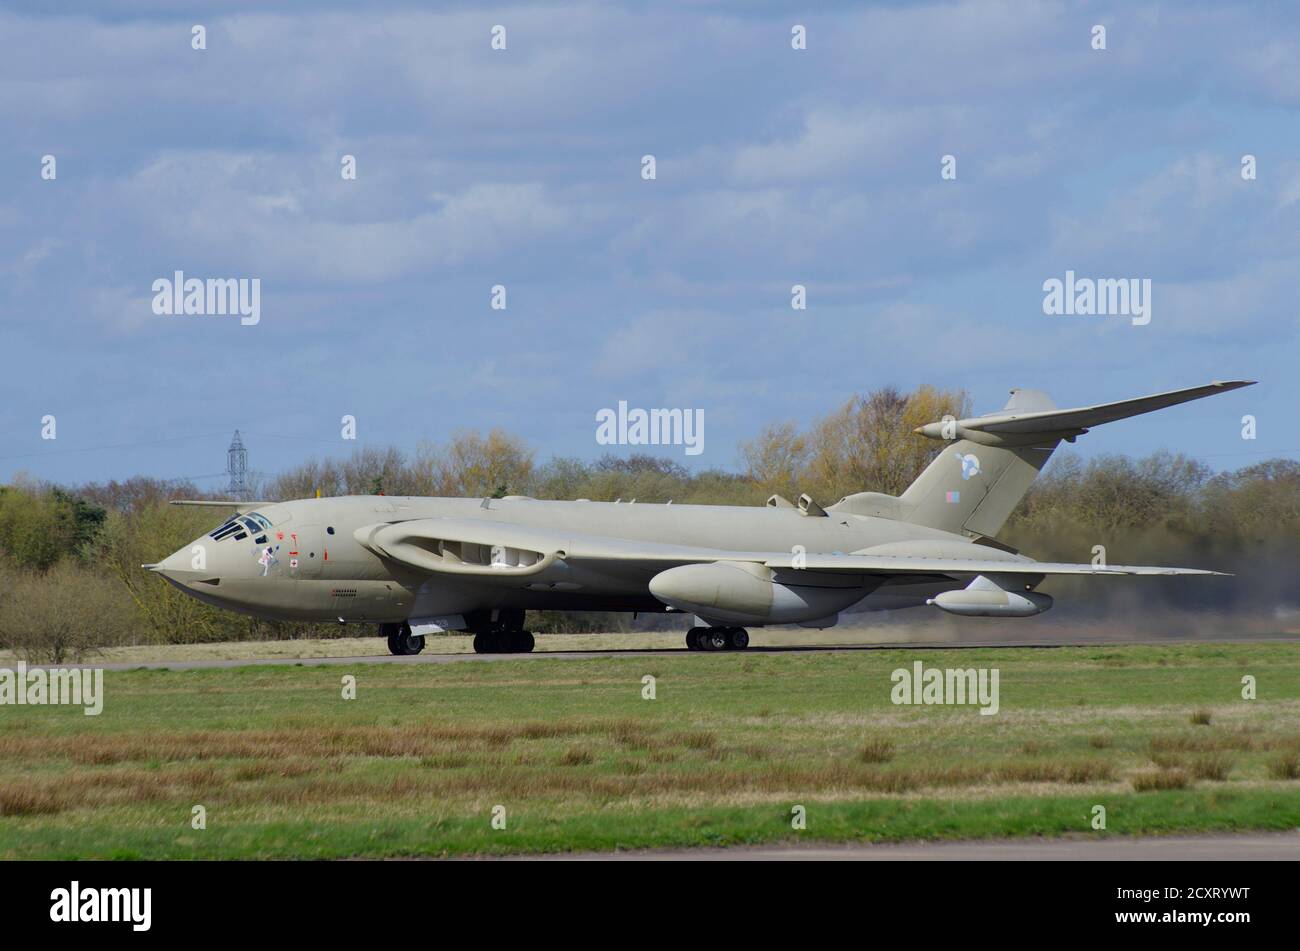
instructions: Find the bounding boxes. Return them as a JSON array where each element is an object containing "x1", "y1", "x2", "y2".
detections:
[{"x1": 1, "y1": 385, "x2": 1296, "y2": 659}]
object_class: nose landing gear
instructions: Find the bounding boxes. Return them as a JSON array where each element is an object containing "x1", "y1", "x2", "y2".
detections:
[
  {"x1": 686, "y1": 626, "x2": 750, "y2": 651},
  {"x1": 382, "y1": 622, "x2": 425, "y2": 656}
]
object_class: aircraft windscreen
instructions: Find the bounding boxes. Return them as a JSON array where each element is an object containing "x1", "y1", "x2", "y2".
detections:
[{"x1": 207, "y1": 510, "x2": 275, "y2": 542}]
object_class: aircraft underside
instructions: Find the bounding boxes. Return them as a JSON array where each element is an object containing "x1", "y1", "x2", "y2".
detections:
[{"x1": 382, "y1": 577, "x2": 961, "y2": 656}]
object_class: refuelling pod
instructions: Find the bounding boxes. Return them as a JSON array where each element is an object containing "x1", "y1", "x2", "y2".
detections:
[
  {"x1": 928, "y1": 574, "x2": 1053, "y2": 618},
  {"x1": 649, "y1": 561, "x2": 873, "y2": 626}
]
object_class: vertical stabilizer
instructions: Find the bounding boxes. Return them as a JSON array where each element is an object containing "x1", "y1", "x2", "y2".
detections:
[{"x1": 895, "y1": 380, "x2": 1253, "y2": 537}]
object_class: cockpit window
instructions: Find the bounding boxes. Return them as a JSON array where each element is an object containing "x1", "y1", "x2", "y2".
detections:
[
  {"x1": 209, "y1": 519, "x2": 243, "y2": 541},
  {"x1": 207, "y1": 511, "x2": 277, "y2": 543}
]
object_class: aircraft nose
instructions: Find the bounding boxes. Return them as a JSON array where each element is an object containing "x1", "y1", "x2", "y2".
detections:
[{"x1": 148, "y1": 540, "x2": 220, "y2": 589}]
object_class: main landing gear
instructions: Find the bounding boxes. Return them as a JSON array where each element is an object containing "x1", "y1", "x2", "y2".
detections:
[
  {"x1": 471, "y1": 609, "x2": 536, "y2": 654},
  {"x1": 685, "y1": 626, "x2": 749, "y2": 651},
  {"x1": 472, "y1": 629, "x2": 535, "y2": 654},
  {"x1": 382, "y1": 621, "x2": 425, "y2": 656}
]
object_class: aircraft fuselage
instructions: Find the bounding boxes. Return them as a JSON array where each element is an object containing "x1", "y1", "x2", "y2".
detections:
[{"x1": 152, "y1": 494, "x2": 968, "y2": 625}]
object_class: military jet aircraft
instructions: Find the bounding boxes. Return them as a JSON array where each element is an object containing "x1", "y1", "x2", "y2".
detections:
[{"x1": 148, "y1": 379, "x2": 1252, "y2": 655}]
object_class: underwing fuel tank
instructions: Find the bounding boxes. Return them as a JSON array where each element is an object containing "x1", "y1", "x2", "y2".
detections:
[
  {"x1": 927, "y1": 574, "x2": 1053, "y2": 618},
  {"x1": 648, "y1": 561, "x2": 873, "y2": 625}
]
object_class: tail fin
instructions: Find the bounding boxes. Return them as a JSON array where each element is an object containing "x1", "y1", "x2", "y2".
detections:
[{"x1": 890, "y1": 380, "x2": 1254, "y2": 537}]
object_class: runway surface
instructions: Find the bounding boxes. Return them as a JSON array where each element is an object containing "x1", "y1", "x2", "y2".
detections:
[
  {"x1": 506, "y1": 831, "x2": 1300, "y2": 861},
  {"x1": 25, "y1": 631, "x2": 1300, "y2": 671}
]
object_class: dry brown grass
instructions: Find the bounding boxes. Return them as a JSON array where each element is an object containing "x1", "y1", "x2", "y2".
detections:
[
  {"x1": 1150, "y1": 752, "x2": 1186, "y2": 770},
  {"x1": 669, "y1": 730, "x2": 717, "y2": 751},
  {"x1": 1149, "y1": 732, "x2": 1255, "y2": 754},
  {"x1": 1189, "y1": 709, "x2": 1213, "y2": 726},
  {"x1": 859, "y1": 736, "x2": 895, "y2": 764},
  {"x1": 0, "y1": 762, "x2": 234, "y2": 816},
  {"x1": 559, "y1": 747, "x2": 594, "y2": 767},
  {"x1": 994, "y1": 761, "x2": 1114, "y2": 784},
  {"x1": 1267, "y1": 751, "x2": 1300, "y2": 780},
  {"x1": 1132, "y1": 769, "x2": 1189, "y2": 791},
  {"x1": 1190, "y1": 754, "x2": 1233, "y2": 781},
  {"x1": 0, "y1": 717, "x2": 656, "y2": 765},
  {"x1": 0, "y1": 752, "x2": 1132, "y2": 819},
  {"x1": 0, "y1": 785, "x2": 66, "y2": 816},
  {"x1": 231, "y1": 760, "x2": 317, "y2": 781}
]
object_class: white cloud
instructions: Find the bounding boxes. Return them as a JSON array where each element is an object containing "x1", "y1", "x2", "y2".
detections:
[{"x1": 113, "y1": 152, "x2": 579, "y2": 281}]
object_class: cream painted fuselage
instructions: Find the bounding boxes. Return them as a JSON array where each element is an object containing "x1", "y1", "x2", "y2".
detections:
[{"x1": 152, "y1": 494, "x2": 967, "y2": 627}]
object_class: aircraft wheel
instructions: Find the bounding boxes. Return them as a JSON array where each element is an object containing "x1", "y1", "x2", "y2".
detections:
[
  {"x1": 704, "y1": 628, "x2": 729, "y2": 651},
  {"x1": 727, "y1": 628, "x2": 749, "y2": 650},
  {"x1": 685, "y1": 628, "x2": 703, "y2": 651},
  {"x1": 472, "y1": 630, "x2": 534, "y2": 654},
  {"x1": 388, "y1": 623, "x2": 425, "y2": 656},
  {"x1": 500, "y1": 630, "x2": 534, "y2": 653}
]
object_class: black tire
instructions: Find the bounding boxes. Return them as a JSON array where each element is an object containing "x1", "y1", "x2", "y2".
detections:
[
  {"x1": 685, "y1": 628, "x2": 701, "y2": 651},
  {"x1": 387, "y1": 623, "x2": 424, "y2": 655},
  {"x1": 519, "y1": 630, "x2": 535, "y2": 653},
  {"x1": 705, "y1": 629, "x2": 729, "y2": 651},
  {"x1": 472, "y1": 633, "x2": 487, "y2": 654},
  {"x1": 726, "y1": 628, "x2": 749, "y2": 650},
  {"x1": 381, "y1": 622, "x2": 402, "y2": 655}
]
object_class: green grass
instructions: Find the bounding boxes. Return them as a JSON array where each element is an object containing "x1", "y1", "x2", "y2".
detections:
[{"x1": 1, "y1": 642, "x2": 1298, "y2": 858}]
